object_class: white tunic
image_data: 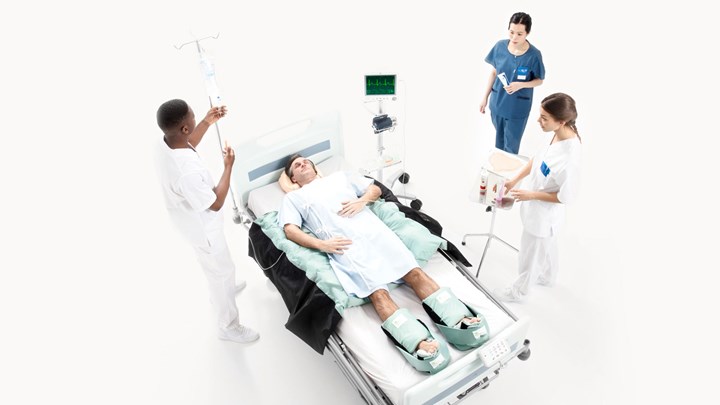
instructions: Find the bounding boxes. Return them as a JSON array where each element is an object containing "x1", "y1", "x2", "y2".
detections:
[
  {"x1": 519, "y1": 137, "x2": 582, "y2": 237},
  {"x1": 278, "y1": 172, "x2": 419, "y2": 298},
  {"x1": 154, "y1": 139, "x2": 224, "y2": 249}
]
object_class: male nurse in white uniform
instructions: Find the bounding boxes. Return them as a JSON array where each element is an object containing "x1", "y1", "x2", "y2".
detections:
[{"x1": 154, "y1": 99, "x2": 259, "y2": 343}]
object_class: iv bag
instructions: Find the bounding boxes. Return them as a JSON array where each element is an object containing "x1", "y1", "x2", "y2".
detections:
[{"x1": 199, "y1": 55, "x2": 222, "y2": 106}]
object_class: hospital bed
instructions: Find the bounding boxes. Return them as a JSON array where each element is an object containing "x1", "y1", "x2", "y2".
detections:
[{"x1": 233, "y1": 111, "x2": 532, "y2": 405}]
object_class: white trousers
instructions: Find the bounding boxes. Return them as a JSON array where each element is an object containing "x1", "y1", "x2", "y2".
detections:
[
  {"x1": 193, "y1": 231, "x2": 240, "y2": 332},
  {"x1": 512, "y1": 230, "x2": 558, "y2": 297}
]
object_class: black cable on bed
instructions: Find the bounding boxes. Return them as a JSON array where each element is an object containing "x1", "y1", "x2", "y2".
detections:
[{"x1": 247, "y1": 230, "x2": 286, "y2": 271}]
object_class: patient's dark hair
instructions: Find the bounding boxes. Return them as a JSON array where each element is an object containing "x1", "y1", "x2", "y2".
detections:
[
  {"x1": 156, "y1": 99, "x2": 189, "y2": 133},
  {"x1": 284, "y1": 153, "x2": 317, "y2": 178},
  {"x1": 508, "y1": 12, "x2": 532, "y2": 33}
]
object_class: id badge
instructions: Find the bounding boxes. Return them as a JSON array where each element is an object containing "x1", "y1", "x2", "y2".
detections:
[
  {"x1": 540, "y1": 161, "x2": 550, "y2": 177},
  {"x1": 516, "y1": 66, "x2": 529, "y2": 81}
]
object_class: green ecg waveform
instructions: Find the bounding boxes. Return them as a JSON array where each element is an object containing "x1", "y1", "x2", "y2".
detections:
[{"x1": 366, "y1": 75, "x2": 395, "y2": 95}]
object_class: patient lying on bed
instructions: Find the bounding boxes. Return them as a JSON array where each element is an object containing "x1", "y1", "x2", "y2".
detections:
[{"x1": 278, "y1": 154, "x2": 490, "y2": 374}]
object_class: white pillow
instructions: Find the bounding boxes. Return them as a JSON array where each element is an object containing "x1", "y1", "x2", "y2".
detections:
[
  {"x1": 316, "y1": 155, "x2": 353, "y2": 173},
  {"x1": 247, "y1": 182, "x2": 286, "y2": 218},
  {"x1": 278, "y1": 168, "x2": 324, "y2": 193}
]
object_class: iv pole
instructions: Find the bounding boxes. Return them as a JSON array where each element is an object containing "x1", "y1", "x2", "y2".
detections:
[
  {"x1": 175, "y1": 34, "x2": 248, "y2": 225},
  {"x1": 367, "y1": 94, "x2": 423, "y2": 211}
]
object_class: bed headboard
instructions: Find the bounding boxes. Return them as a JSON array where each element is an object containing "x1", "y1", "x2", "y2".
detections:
[{"x1": 232, "y1": 110, "x2": 344, "y2": 207}]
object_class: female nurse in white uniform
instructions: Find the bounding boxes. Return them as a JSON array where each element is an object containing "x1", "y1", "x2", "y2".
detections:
[{"x1": 494, "y1": 93, "x2": 582, "y2": 302}]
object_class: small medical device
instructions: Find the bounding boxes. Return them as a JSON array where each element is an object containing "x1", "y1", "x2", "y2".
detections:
[
  {"x1": 497, "y1": 72, "x2": 509, "y2": 87},
  {"x1": 365, "y1": 74, "x2": 397, "y2": 102},
  {"x1": 372, "y1": 114, "x2": 397, "y2": 134},
  {"x1": 495, "y1": 178, "x2": 506, "y2": 206},
  {"x1": 479, "y1": 167, "x2": 488, "y2": 196},
  {"x1": 485, "y1": 170, "x2": 505, "y2": 206}
]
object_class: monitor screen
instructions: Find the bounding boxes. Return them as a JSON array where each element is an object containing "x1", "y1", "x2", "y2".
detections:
[{"x1": 365, "y1": 74, "x2": 396, "y2": 98}]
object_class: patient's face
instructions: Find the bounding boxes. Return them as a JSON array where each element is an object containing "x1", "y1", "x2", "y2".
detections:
[{"x1": 290, "y1": 157, "x2": 317, "y2": 185}]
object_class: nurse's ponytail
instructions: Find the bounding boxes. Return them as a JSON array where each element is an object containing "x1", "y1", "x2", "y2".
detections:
[
  {"x1": 541, "y1": 93, "x2": 582, "y2": 143},
  {"x1": 567, "y1": 119, "x2": 581, "y2": 142}
]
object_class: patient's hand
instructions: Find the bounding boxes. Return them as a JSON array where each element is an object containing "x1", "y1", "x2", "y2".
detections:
[
  {"x1": 320, "y1": 236, "x2": 352, "y2": 254},
  {"x1": 338, "y1": 199, "x2": 368, "y2": 217}
]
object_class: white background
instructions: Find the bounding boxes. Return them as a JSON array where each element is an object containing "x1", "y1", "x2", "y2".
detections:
[{"x1": 1, "y1": 1, "x2": 717, "y2": 404}]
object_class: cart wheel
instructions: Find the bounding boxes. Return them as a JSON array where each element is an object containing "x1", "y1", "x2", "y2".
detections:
[
  {"x1": 517, "y1": 348, "x2": 531, "y2": 361},
  {"x1": 398, "y1": 173, "x2": 410, "y2": 184},
  {"x1": 410, "y1": 199, "x2": 422, "y2": 210}
]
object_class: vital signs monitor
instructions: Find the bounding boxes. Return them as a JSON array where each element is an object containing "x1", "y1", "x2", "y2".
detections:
[{"x1": 365, "y1": 74, "x2": 397, "y2": 101}]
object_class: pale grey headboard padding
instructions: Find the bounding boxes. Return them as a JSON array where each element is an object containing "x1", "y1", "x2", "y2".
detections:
[{"x1": 232, "y1": 111, "x2": 344, "y2": 207}]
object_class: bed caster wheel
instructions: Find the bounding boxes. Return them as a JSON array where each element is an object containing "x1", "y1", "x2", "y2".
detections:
[
  {"x1": 398, "y1": 173, "x2": 410, "y2": 184},
  {"x1": 461, "y1": 241, "x2": 466, "y2": 245},
  {"x1": 517, "y1": 348, "x2": 531, "y2": 361},
  {"x1": 482, "y1": 383, "x2": 490, "y2": 389},
  {"x1": 410, "y1": 199, "x2": 422, "y2": 210}
]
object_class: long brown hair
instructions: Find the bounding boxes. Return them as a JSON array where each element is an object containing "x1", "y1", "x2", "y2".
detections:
[{"x1": 541, "y1": 93, "x2": 581, "y2": 142}]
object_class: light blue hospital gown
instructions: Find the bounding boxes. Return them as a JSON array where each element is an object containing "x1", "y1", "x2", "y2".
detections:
[{"x1": 278, "y1": 172, "x2": 419, "y2": 298}]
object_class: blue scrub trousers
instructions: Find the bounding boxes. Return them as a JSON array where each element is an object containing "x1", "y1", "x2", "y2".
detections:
[{"x1": 490, "y1": 112, "x2": 529, "y2": 154}]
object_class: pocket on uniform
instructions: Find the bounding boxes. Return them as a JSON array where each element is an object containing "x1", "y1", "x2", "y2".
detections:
[{"x1": 518, "y1": 96, "x2": 530, "y2": 100}]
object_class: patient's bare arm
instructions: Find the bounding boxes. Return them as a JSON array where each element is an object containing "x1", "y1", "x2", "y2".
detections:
[
  {"x1": 283, "y1": 223, "x2": 352, "y2": 255},
  {"x1": 338, "y1": 184, "x2": 382, "y2": 217}
]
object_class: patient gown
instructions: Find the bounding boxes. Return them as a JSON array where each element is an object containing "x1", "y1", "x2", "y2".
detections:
[{"x1": 279, "y1": 172, "x2": 419, "y2": 298}]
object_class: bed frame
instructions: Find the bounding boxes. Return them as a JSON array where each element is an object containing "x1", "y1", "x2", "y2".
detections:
[{"x1": 233, "y1": 111, "x2": 531, "y2": 405}]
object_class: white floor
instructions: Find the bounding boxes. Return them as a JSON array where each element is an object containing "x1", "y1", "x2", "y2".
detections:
[
  {"x1": 3, "y1": 166, "x2": 712, "y2": 405},
  {"x1": 39, "y1": 169, "x2": 698, "y2": 405},
  {"x1": 24, "y1": 174, "x2": 676, "y2": 405},
  {"x1": 2, "y1": 1, "x2": 717, "y2": 404}
]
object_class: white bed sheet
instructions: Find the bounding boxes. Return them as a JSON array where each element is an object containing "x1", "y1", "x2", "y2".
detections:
[{"x1": 337, "y1": 253, "x2": 514, "y2": 405}]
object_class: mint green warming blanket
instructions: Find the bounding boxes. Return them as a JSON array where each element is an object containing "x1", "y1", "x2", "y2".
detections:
[{"x1": 254, "y1": 200, "x2": 447, "y2": 314}]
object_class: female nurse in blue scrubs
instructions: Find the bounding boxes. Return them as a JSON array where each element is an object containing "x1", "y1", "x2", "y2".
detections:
[{"x1": 479, "y1": 12, "x2": 545, "y2": 154}]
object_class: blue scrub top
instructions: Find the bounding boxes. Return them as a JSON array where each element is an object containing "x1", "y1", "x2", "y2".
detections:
[{"x1": 485, "y1": 39, "x2": 545, "y2": 119}]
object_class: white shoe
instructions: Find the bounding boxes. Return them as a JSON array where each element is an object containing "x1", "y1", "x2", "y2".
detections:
[
  {"x1": 235, "y1": 280, "x2": 247, "y2": 295},
  {"x1": 218, "y1": 325, "x2": 259, "y2": 343},
  {"x1": 493, "y1": 287, "x2": 522, "y2": 303},
  {"x1": 536, "y1": 276, "x2": 552, "y2": 286}
]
